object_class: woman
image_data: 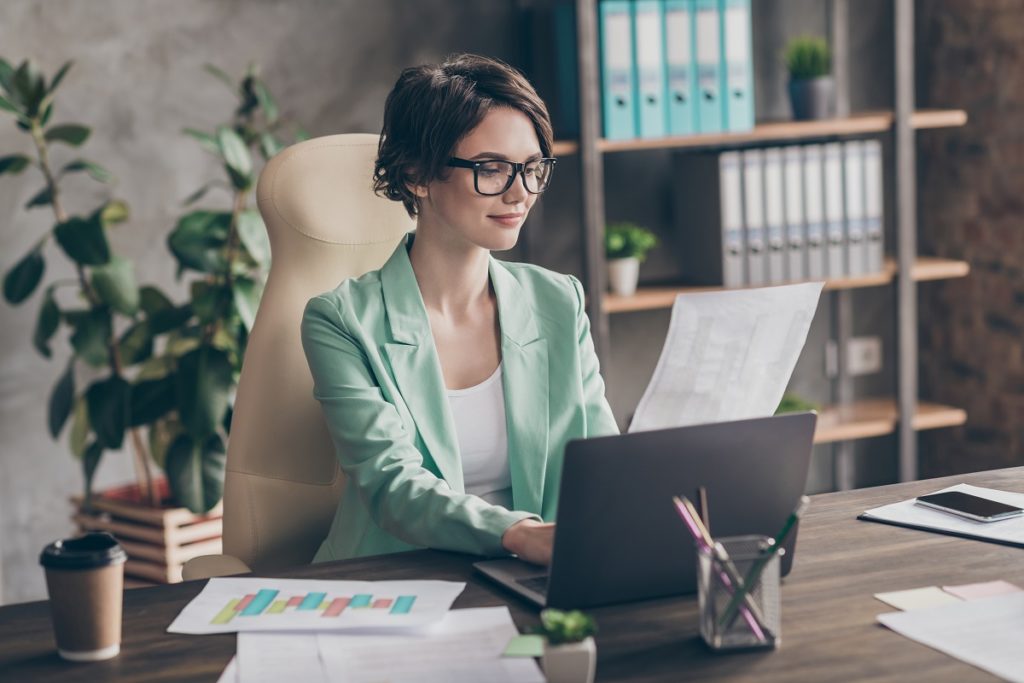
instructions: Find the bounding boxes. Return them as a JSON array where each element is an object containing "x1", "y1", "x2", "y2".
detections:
[{"x1": 301, "y1": 54, "x2": 618, "y2": 567}]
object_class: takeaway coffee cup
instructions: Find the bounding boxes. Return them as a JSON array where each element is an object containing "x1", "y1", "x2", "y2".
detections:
[{"x1": 39, "y1": 532, "x2": 127, "y2": 662}]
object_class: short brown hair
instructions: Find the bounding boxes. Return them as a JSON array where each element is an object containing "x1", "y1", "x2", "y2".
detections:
[{"x1": 373, "y1": 54, "x2": 554, "y2": 217}]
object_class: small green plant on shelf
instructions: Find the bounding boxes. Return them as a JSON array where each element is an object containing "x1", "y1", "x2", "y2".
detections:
[
  {"x1": 535, "y1": 609, "x2": 598, "y2": 646},
  {"x1": 604, "y1": 222, "x2": 658, "y2": 262},
  {"x1": 784, "y1": 36, "x2": 831, "y2": 80}
]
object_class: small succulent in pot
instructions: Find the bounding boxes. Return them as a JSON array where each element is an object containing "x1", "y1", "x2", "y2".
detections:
[
  {"x1": 535, "y1": 609, "x2": 598, "y2": 683},
  {"x1": 784, "y1": 36, "x2": 834, "y2": 121}
]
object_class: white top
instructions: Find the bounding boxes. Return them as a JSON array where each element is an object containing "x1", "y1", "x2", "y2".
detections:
[{"x1": 446, "y1": 363, "x2": 513, "y2": 509}]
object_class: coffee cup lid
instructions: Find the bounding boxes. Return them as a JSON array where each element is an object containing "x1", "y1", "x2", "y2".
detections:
[{"x1": 40, "y1": 532, "x2": 127, "y2": 570}]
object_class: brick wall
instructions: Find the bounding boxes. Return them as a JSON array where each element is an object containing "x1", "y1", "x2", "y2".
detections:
[{"x1": 918, "y1": 1, "x2": 1024, "y2": 476}]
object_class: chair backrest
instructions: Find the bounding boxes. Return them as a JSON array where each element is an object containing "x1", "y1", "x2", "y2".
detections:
[{"x1": 223, "y1": 133, "x2": 414, "y2": 569}]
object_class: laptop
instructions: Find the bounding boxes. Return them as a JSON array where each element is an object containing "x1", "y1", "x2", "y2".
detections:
[{"x1": 474, "y1": 412, "x2": 816, "y2": 609}]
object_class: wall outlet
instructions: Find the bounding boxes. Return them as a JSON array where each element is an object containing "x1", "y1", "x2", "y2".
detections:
[{"x1": 847, "y1": 336, "x2": 883, "y2": 376}]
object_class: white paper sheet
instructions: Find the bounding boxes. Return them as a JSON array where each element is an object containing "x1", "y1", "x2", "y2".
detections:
[
  {"x1": 878, "y1": 593, "x2": 1024, "y2": 683},
  {"x1": 874, "y1": 586, "x2": 962, "y2": 611},
  {"x1": 629, "y1": 282, "x2": 823, "y2": 432},
  {"x1": 237, "y1": 632, "x2": 328, "y2": 683},
  {"x1": 167, "y1": 577, "x2": 465, "y2": 634},
  {"x1": 317, "y1": 606, "x2": 545, "y2": 683},
  {"x1": 861, "y1": 484, "x2": 1024, "y2": 546},
  {"x1": 216, "y1": 656, "x2": 238, "y2": 683}
]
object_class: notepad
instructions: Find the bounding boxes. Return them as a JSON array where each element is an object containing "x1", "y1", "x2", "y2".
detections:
[{"x1": 859, "y1": 483, "x2": 1024, "y2": 547}]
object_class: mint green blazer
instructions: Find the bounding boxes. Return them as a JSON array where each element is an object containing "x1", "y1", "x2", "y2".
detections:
[{"x1": 301, "y1": 235, "x2": 619, "y2": 562}]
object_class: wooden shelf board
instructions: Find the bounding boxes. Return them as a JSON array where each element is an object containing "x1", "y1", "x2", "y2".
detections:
[
  {"x1": 814, "y1": 399, "x2": 967, "y2": 444},
  {"x1": 552, "y1": 109, "x2": 967, "y2": 156},
  {"x1": 603, "y1": 257, "x2": 968, "y2": 314}
]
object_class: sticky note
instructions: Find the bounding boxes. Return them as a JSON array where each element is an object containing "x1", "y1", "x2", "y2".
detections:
[
  {"x1": 942, "y1": 580, "x2": 1023, "y2": 601},
  {"x1": 503, "y1": 634, "x2": 544, "y2": 658},
  {"x1": 874, "y1": 586, "x2": 963, "y2": 611}
]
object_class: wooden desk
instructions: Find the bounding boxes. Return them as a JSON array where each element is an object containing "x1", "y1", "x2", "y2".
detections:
[{"x1": 3, "y1": 467, "x2": 1023, "y2": 682}]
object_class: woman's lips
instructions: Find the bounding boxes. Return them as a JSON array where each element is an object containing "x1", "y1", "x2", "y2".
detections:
[{"x1": 489, "y1": 213, "x2": 524, "y2": 227}]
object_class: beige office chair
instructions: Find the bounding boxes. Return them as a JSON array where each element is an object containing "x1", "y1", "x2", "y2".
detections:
[{"x1": 182, "y1": 134, "x2": 415, "y2": 580}]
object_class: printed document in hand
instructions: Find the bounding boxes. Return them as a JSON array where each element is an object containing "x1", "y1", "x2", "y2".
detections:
[
  {"x1": 859, "y1": 483, "x2": 1024, "y2": 547},
  {"x1": 629, "y1": 282, "x2": 823, "y2": 432},
  {"x1": 167, "y1": 577, "x2": 465, "y2": 634},
  {"x1": 878, "y1": 593, "x2": 1024, "y2": 683},
  {"x1": 316, "y1": 606, "x2": 544, "y2": 683}
]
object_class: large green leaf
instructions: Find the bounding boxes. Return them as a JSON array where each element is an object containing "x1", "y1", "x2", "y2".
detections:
[
  {"x1": 33, "y1": 286, "x2": 60, "y2": 357},
  {"x1": 139, "y1": 285, "x2": 173, "y2": 316},
  {"x1": 217, "y1": 125, "x2": 252, "y2": 190},
  {"x1": 232, "y1": 276, "x2": 262, "y2": 331},
  {"x1": 13, "y1": 60, "x2": 45, "y2": 114},
  {"x1": 190, "y1": 280, "x2": 228, "y2": 326},
  {"x1": 3, "y1": 246, "x2": 44, "y2": 304},
  {"x1": 45, "y1": 124, "x2": 91, "y2": 147},
  {"x1": 68, "y1": 307, "x2": 111, "y2": 367},
  {"x1": 259, "y1": 133, "x2": 282, "y2": 160},
  {"x1": 253, "y1": 79, "x2": 279, "y2": 124},
  {"x1": 0, "y1": 58, "x2": 15, "y2": 95},
  {"x1": 25, "y1": 186, "x2": 53, "y2": 209},
  {"x1": 148, "y1": 303, "x2": 193, "y2": 335},
  {"x1": 236, "y1": 209, "x2": 270, "y2": 266},
  {"x1": 47, "y1": 61, "x2": 73, "y2": 95},
  {"x1": 129, "y1": 376, "x2": 176, "y2": 427},
  {"x1": 118, "y1": 321, "x2": 153, "y2": 365},
  {"x1": 82, "y1": 440, "x2": 103, "y2": 500},
  {"x1": 85, "y1": 375, "x2": 131, "y2": 449},
  {"x1": 183, "y1": 127, "x2": 219, "y2": 155},
  {"x1": 69, "y1": 396, "x2": 90, "y2": 458},
  {"x1": 62, "y1": 159, "x2": 111, "y2": 183},
  {"x1": 165, "y1": 432, "x2": 225, "y2": 513},
  {"x1": 167, "y1": 210, "x2": 231, "y2": 273},
  {"x1": 175, "y1": 346, "x2": 233, "y2": 440},
  {"x1": 0, "y1": 93, "x2": 21, "y2": 115},
  {"x1": 54, "y1": 216, "x2": 110, "y2": 265},
  {"x1": 98, "y1": 199, "x2": 129, "y2": 226},
  {"x1": 0, "y1": 154, "x2": 30, "y2": 175},
  {"x1": 91, "y1": 255, "x2": 139, "y2": 315},
  {"x1": 48, "y1": 360, "x2": 76, "y2": 438}
]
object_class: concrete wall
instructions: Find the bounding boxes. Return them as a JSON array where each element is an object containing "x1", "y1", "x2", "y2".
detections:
[{"x1": 0, "y1": 0, "x2": 976, "y2": 604}]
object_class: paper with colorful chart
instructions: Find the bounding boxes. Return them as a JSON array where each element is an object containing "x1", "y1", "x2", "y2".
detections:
[{"x1": 167, "y1": 577, "x2": 465, "y2": 634}]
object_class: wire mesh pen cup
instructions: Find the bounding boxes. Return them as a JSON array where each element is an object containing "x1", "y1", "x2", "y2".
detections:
[{"x1": 697, "y1": 534, "x2": 782, "y2": 651}]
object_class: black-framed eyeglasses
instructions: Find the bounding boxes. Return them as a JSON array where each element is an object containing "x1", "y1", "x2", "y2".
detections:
[{"x1": 447, "y1": 157, "x2": 557, "y2": 196}]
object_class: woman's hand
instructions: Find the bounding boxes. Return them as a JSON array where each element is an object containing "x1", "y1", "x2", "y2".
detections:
[{"x1": 501, "y1": 518, "x2": 555, "y2": 566}]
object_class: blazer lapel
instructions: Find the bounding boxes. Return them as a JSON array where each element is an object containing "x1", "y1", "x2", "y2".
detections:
[
  {"x1": 380, "y1": 238, "x2": 464, "y2": 491},
  {"x1": 490, "y1": 259, "x2": 549, "y2": 515}
]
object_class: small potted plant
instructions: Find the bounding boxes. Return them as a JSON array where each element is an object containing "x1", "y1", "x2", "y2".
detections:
[
  {"x1": 604, "y1": 222, "x2": 657, "y2": 297},
  {"x1": 535, "y1": 608, "x2": 598, "y2": 683},
  {"x1": 784, "y1": 36, "x2": 833, "y2": 120}
]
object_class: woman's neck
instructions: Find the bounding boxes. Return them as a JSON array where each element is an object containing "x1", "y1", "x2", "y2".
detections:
[{"x1": 408, "y1": 224, "x2": 492, "y2": 317}]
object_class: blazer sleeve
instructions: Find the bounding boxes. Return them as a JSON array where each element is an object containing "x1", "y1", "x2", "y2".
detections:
[
  {"x1": 301, "y1": 295, "x2": 538, "y2": 557},
  {"x1": 568, "y1": 275, "x2": 620, "y2": 437}
]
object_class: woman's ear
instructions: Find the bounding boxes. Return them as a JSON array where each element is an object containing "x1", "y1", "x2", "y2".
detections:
[{"x1": 404, "y1": 167, "x2": 429, "y2": 199}]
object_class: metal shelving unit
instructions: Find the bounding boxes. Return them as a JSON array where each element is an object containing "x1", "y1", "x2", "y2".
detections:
[{"x1": 569, "y1": 0, "x2": 968, "y2": 489}]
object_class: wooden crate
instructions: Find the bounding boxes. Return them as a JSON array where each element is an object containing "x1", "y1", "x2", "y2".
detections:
[{"x1": 72, "y1": 479, "x2": 223, "y2": 584}]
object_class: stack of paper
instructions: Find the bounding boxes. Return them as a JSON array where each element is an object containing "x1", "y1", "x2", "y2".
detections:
[{"x1": 166, "y1": 579, "x2": 543, "y2": 683}]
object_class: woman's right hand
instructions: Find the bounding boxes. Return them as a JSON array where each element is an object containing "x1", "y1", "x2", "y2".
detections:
[{"x1": 501, "y1": 518, "x2": 555, "y2": 566}]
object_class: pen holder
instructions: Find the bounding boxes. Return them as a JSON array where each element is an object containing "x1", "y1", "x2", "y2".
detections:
[{"x1": 697, "y1": 535, "x2": 782, "y2": 651}]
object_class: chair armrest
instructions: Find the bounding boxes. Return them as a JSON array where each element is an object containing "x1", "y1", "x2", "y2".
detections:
[{"x1": 181, "y1": 554, "x2": 252, "y2": 581}]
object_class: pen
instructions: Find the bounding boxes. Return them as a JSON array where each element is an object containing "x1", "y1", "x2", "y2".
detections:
[
  {"x1": 672, "y1": 497, "x2": 769, "y2": 641},
  {"x1": 677, "y1": 497, "x2": 769, "y2": 628},
  {"x1": 698, "y1": 486, "x2": 710, "y2": 535},
  {"x1": 718, "y1": 495, "x2": 811, "y2": 629}
]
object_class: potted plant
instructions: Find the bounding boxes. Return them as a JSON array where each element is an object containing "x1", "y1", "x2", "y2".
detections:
[
  {"x1": 604, "y1": 222, "x2": 657, "y2": 297},
  {"x1": 784, "y1": 36, "x2": 833, "y2": 120},
  {"x1": 535, "y1": 608, "x2": 598, "y2": 683},
  {"x1": 0, "y1": 57, "x2": 301, "y2": 582}
]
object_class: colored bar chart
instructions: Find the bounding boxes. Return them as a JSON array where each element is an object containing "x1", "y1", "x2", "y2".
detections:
[{"x1": 208, "y1": 590, "x2": 419, "y2": 624}]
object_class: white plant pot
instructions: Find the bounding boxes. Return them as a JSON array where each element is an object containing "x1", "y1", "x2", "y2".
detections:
[
  {"x1": 541, "y1": 636, "x2": 596, "y2": 683},
  {"x1": 607, "y1": 257, "x2": 640, "y2": 297}
]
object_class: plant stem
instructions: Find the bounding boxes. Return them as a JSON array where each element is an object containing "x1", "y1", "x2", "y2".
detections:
[{"x1": 32, "y1": 121, "x2": 159, "y2": 507}]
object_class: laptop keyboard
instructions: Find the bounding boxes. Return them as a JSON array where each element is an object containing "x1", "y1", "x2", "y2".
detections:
[{"x1": 516, "y1": 575, "x2": 550, "y2": 596}]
